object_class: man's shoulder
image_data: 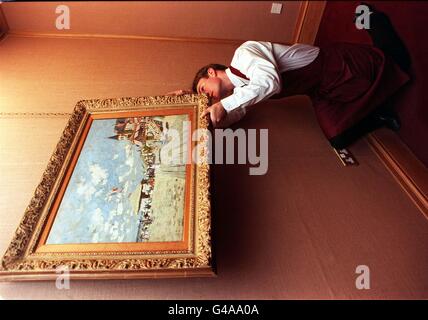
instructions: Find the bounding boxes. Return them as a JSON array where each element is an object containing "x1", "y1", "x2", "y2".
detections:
[
  {"x1": 238, "y1": 40, "x2": 272, "y2": 50},
  {"x1": 233, "y1": 41, "x2": 273, "y2": 60}
]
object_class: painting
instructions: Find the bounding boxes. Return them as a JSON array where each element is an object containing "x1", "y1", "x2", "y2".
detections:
[
  {"x1": 0, "y1": 94, "x2": 214, "y2": 280},
  {"x1": 46, "y1": 115, "x2": 188, "y2": 244}
]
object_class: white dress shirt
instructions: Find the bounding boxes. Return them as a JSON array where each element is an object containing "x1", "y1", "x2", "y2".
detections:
[{"x1": 220, "y1": 41, "x2": 320, "y2": 126}]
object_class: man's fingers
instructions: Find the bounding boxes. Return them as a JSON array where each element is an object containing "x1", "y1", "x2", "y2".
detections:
[
  {"x1": 210, "y1": 113, "x2": 219, "y2": 127},
  {"x1": 201, "y1": 107, "x2": 212, "y2": 119}
]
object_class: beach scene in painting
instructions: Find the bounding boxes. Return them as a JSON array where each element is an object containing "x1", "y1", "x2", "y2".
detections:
[{"x1": 46, "y1": 114, "x2": 189, "y2": 244}]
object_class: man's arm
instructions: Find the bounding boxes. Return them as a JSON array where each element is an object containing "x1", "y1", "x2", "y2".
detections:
[{"x1": 221, "y1": 42, "x2": 282, "y2": 112}]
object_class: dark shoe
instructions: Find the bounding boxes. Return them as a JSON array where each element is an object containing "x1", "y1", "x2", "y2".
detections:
[
  {"x1": 375, "y1": 109, "x2": 401, "y2": 131},
  {"x1": 329, "y1": 112, "x2": 383, "y2": 149}
]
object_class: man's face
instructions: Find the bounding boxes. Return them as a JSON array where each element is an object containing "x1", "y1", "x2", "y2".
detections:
[{"x1": 196, "y1": 68, "x2": 225, "y2": 104}]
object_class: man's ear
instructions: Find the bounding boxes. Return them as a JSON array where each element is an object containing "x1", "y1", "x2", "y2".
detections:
[{"x1": 207, "y1": 67, "x2": 217, "y2": 78}]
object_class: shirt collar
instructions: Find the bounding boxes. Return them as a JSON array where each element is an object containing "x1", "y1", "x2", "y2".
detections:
[{"x1": 225, "y1": 68, "x2": 247, "y2": 87}]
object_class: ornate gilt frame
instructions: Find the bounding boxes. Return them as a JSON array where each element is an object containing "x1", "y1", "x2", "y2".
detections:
[{"x1": 0, "y1": 94, "x2": 214, "y2": 281}]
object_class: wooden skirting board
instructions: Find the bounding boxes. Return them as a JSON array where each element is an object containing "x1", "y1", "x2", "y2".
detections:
[
  {"x1": 294, "y1": 0, "x2": 327, "y2": 45},
  {"x1": 367, "y1": 129, "x2": 428, "y2": 220}
]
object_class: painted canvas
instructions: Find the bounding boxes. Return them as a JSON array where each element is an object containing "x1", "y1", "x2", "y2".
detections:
[{"x1": 46, "y1": 114, "x2": 189, "y2": 245}]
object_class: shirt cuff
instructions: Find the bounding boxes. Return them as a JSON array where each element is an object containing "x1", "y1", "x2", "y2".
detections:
[{"x1": 221, "y1": 94, "x2": 241, "y2": 112}]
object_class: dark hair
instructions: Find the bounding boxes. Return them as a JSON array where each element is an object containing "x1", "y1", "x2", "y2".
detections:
[{"x1": 192, "y1": 63, "x2": 227, "y2": 93}]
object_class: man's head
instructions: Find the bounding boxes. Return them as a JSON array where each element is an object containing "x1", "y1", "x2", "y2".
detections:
[{"x1": 192, "y1": 64, "x2": 233, "y2": 103}]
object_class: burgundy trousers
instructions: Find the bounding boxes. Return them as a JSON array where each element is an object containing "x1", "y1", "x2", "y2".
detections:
[{"x1": 270, "y1": 42, "x2": 410, "y2": 141}]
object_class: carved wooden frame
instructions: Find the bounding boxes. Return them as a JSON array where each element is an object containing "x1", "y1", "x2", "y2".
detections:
[{"x1": 0, "y1": 94, "x2": 214, "y2": 281}]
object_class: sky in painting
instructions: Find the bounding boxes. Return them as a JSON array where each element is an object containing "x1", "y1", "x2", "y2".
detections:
[{"x1": 46, "y1": 119, "x2": 145, "y2": 244}]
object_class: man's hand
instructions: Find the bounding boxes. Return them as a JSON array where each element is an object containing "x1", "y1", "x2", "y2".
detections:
[
  {"x1": 165, "y1": 89, "x2": 193, "y2": 96},
  {"x1": 201, "y1": 101, "x2": 227, "y2": 127}
]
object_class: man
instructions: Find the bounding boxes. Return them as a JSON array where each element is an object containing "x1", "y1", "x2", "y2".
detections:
[{"x1": 169, "y1": 4, "x2": 411, "y2": 149}]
